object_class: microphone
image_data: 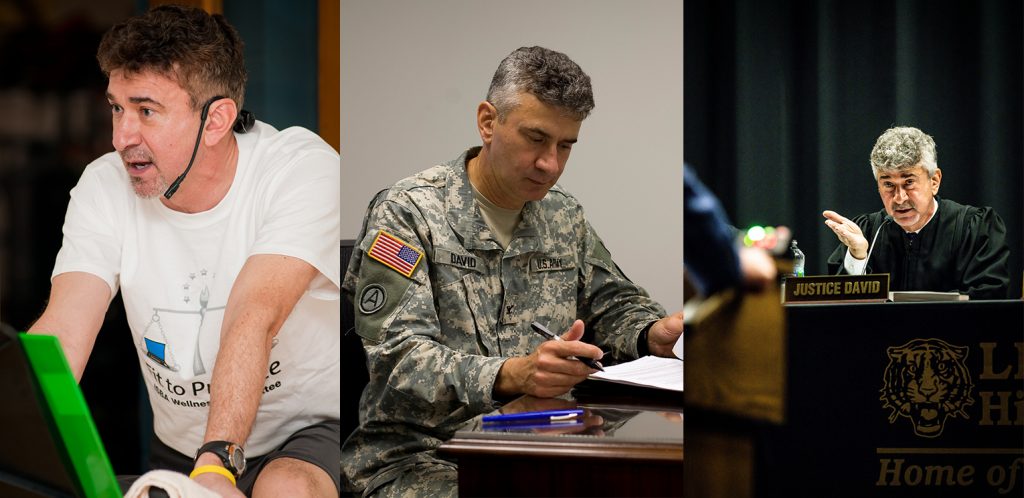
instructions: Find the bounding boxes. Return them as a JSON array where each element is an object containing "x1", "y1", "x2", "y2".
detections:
[
  {"x1": 834, "y1": 215, "x2": 892, "y2": 275},
  {"x1": 863, "y1": 215, "x2": 893, "y2": 270},
  {"x1": 163, "y1": 95, "x2": 222, "y2": 199},
  {"x1": 163, "y1": 97, "x2": 256, "y2": 199}
]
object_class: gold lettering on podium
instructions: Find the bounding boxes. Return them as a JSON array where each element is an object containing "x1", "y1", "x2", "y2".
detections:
[
  {"x1": 980, "y1": 342, "x2": 1024, "y2": 380},
  {"x1": 875, "y1": 338, "x2": 1024, "y2": 493},
  {"x1": 876, "y1": 458, "x2": 977, "y2": 486},
  {"x1": 978, "y1": 391, "x2": 1024, "y2": 426}
]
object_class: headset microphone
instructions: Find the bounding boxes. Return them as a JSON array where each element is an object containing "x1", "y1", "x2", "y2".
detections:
[
  {"x1": 163, "y1": 96, "x2": 256, "y2": 199},
  {"x1": 234, "y1": 109, "x2": 255, "y2": 133}
]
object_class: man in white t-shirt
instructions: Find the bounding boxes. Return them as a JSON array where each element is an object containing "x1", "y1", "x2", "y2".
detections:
[{"x1": 28, "y1": 5, "x2": 341, "y2": 497}]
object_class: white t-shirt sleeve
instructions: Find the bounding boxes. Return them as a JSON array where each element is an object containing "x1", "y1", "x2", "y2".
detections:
[
  {"x1": 843, "y1": 249, "x2": 868, "y2": 275},
  {"x1": 250, "y1": 145, "x2": 341, "y2": 300},
  {"x1": 52, "y1": 159, "x2": 125, "y2": 299}
]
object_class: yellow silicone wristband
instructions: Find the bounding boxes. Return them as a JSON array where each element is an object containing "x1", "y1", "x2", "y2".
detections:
[{"x1": 189, "y1": 464, "x2": 237, "y2": 486}]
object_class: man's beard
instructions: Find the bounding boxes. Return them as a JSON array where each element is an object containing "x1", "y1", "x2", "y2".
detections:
[{"x1": 130, "y1": 173, "x2": 170, "y2": 199}]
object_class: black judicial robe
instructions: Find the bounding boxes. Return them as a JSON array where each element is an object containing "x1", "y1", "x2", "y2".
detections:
[{"x1": 826, "y1": 197, "x2": 1010, "y2": 300}]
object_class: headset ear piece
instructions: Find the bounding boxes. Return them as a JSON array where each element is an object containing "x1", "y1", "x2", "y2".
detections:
[{"x1": 234, "y1": 110, "x2": 255, "y2": 134}]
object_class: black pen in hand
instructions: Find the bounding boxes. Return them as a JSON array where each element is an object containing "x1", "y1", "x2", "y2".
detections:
[{"x1": 529, "y1": 322, "x2": 605, "y2": 372}]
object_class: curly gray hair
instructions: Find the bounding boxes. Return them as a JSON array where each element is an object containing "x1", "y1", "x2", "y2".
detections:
[
  {"x1": 486, "y1": 46, "x2": 594, "y2": 121},
  {"x1": 869, "y1": 126, "x2": 938, "y2": 179}
]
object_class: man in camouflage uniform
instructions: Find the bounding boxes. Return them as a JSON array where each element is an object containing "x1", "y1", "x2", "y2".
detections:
[{"x1": 342, "y1": 46, "x2": 684, "y2": 497}]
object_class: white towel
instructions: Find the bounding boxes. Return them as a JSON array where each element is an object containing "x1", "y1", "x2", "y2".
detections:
[{"x1": 123, "y1": 469, "x2": 222, "y2": 498}]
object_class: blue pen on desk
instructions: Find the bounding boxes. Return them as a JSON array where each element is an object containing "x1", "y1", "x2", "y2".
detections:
[
  {"x1": 530, "y1": 322, "x2": 605, "y2": 371},
  {"x1": 482, "y1": 409, "x2": 584, "y2": 424}
]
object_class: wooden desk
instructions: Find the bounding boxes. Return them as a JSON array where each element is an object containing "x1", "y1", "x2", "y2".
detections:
[{"x1": 438, "y1": 386, "x2": 683, "y2": 497}]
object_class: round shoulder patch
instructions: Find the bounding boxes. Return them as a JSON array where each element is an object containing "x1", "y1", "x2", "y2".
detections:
[{"x1": 358, "y1": 284, "x2": 388, "y2": 314}]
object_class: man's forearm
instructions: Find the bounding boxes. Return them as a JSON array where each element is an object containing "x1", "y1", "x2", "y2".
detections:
[
  {"x1": 198, "y1": 255, "x2": 316, "y2": 456},
  {"x1": 201, "y1": 316, "x2": 274, "y2": 448},
  {"x1": 27, "y1": 272, "x2": 111, "y2": 382},
  {"x1": 193, "y1": 313, "x2": 265, "y2": 495}
]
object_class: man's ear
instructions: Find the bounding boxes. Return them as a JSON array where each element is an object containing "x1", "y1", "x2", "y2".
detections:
[
  {"x1": 477, "y1": 101, "x2": 498, "y2": 146},
  {"x1": 203, "y1": 99, "x2": 239, "y2": 146},
  {"x1": 931, "y1": 168, "x2": 942, "y2": 194}
]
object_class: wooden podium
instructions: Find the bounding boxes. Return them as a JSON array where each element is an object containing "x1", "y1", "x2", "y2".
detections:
[
  {"x1": 685, "y1": 291, "x2": 1024, "y2": 497},
  {"x1": 683, "y1": 285, "x2": 786, "y2": 498}
]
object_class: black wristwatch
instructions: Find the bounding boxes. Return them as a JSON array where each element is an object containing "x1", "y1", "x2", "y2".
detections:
[{"x1": 195, "y1": 440, "x2": 246, "y2": 478}]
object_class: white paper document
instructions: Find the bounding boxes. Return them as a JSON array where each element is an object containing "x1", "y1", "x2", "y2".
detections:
[
  {"x1": 672, "y1": 330, "x2": 684, "y2": 360},
  {"x1": 588, "y1": 355, "x2": 683, "y2": 392}
]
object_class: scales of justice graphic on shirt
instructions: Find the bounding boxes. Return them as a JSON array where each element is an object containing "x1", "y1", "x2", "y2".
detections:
[{"x1": 139, "y1": 269, "x2": 224, "y2": 375}]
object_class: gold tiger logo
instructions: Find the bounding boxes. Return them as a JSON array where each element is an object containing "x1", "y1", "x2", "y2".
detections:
[{"x1": 880, "y1": 338, "x2": 974, "y2": 438}]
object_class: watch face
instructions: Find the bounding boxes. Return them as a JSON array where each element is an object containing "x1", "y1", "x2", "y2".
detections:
[
  {"x1": 196, "y1": 441, "x2": 246, "y2": 477},
  {"x1": 228, "y1": 445, "x2": 246, "y2": 475}
]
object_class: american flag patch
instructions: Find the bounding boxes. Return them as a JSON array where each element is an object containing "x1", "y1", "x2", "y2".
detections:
[{"x1": 368, "y1": 231, "x2": 423, "y2": 278}]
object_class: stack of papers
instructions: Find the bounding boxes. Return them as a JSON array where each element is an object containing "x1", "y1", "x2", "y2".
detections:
[
  {"x1": 588, "y1": 355, "x2": 683, "y2": 392},
  {"x1": 888, "y1": 291, "x2": 968, "y2": 302}
]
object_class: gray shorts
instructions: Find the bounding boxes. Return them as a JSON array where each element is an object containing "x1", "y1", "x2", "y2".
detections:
[{"x1": 149, "y1": 419, "x2": 341, "y2": 496}]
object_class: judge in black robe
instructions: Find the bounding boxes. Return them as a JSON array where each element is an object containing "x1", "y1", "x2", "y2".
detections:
[{"x1": 826, "y1": 197, "x2": 1010, "y2": 299}]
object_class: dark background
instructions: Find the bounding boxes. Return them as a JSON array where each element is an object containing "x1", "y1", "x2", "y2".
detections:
[
  {"x1": 686, "y1": 0, "x2": 1023, "y2": 298},
  {"x1": 0, "y1": 0, "x2": 320, "y2": 475}
]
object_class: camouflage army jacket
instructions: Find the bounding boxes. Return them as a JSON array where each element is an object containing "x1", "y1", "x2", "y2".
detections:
[{"x1": 342, "y1": 147, "x2": 666, "y2": 492}]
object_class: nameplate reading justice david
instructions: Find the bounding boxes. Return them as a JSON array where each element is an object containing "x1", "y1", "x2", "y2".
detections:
[{"x1": 784, "y1": 274, "x2": 890, "y2": 303}]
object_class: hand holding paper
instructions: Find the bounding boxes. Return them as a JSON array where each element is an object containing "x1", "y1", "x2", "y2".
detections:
[{"x1": 647, "y1": 311, "x2": 683, "y2": 357}]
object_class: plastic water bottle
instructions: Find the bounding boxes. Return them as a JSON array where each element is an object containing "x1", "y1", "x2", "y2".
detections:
[{"x1": 791, "y1": 240, "x2": 805, "y2": 277}]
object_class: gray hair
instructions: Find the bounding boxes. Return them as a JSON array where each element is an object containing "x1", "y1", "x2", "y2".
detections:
[
  {"x1": 869, "y1": 126, "x2": 938, "y2": 179},
  {"x1": 486, "y1": 46, "x2": 595, "y2": 121}
]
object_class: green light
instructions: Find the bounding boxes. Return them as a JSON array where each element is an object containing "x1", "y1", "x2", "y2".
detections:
[{"x1": 747, "y1": 226, "x2": 766, "y2": 242}]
